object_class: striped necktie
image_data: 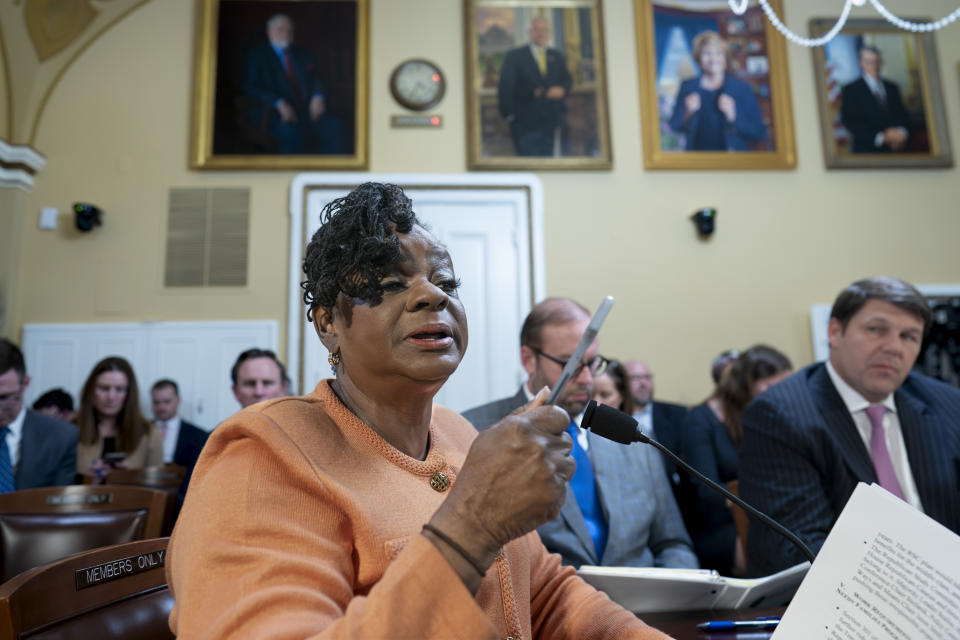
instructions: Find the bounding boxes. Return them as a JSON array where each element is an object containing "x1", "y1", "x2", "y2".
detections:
[{"x1": 0, "y1": 427, "x2": 15, "y2": 493}]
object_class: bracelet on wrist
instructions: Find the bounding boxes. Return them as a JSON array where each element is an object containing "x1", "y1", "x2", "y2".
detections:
[{"x1": 422, "y1": 523, "x2": 487, "y2": 578}]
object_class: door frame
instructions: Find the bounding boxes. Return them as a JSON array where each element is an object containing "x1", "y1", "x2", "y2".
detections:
[{"x1": 287, "y1": 173, "x2": 545, "y2": 393}]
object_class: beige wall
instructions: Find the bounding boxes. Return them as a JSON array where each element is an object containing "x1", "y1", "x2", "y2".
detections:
[{"x1": 4, "y1": 0, "x2": 960, "y2": 404}]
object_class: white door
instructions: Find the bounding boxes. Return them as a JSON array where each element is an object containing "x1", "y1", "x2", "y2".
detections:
[{"x1": 290, "y1": 174, "x2": 545, "y2": 414}]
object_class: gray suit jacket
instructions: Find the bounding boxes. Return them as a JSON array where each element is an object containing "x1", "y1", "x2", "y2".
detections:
[
  {"x1": 462, "y1": 387, "x2": 698, "y2": 569},
  {"x1": 16, "y1": 409, "x2": 78, "y2": 489},
  {"x1": 740, "y1": 363, "x2": 960, "y2": 576},
  {"x1": 461, "y1": 388, "x2": 527, "y2": 430}
]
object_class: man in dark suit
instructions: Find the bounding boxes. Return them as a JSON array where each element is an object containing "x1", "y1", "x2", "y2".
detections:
[
  {"x1": 152, "y1": 379, "x2": 209, "y2": 507},
  {"x1": 0, "y1": 339, "x2": 76, "y2": 491},
  {"x1": 498, "y1": 17, "x2": 573, "y2": 156},
  {"x1": 740, "y1": 277, "x2": 960, "y2": 576},
  {"x1": 462, "y1": 298, "x2": 697, "y2": 569},
  {"x1": 150, "y1": 379, "x2": 208, "y2": 470},
  {"x1": 840, "y1": 46, "x2": 911, "y2": 153},
  {"x1": 624, "y1": 360, "x2": 687, "y2": 459},
  {"x1": 242, "y1": 13, "x2": 344, "y2": 154},
  {"x1": 623, "y1": 359, "x2": 692, "y2": 521}
]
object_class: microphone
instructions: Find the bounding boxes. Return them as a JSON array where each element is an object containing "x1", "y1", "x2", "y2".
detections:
[{"x1": 581, "y1": 400, "x2": 815, "y2": 564}]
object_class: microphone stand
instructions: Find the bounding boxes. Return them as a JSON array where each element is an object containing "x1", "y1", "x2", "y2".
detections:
[{"x1": 582, "y1": 400, "x2": 816, "y2": 565}]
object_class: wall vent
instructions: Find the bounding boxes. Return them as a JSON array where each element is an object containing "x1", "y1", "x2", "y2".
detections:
[{"x1": 165, "y1": 188, "x2": 249, "y2": 287}]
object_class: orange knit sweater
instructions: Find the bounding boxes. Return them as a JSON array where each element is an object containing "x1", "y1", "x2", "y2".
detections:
[{"x1": 167, "y1": 380, "x2": 671, "y2": 639}]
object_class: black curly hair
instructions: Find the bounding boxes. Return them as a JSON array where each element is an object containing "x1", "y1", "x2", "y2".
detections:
[{"x1": 301, "y1": 182, "x2": 420, "y2": 321}]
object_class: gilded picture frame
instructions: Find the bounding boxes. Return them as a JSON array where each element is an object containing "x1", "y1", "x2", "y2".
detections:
[
  {"x1": 810, "y1": 18, "x2": 952, "y2": 169},
  {"x1": 636, "y1": 0, "x2": 796, "y2": 170},
  {"x1": 190, "y1": 0, "x2": 369, "y2": 170},
  {"x1": 464, "y1": 0, "x2": 613, "y2": 170}
]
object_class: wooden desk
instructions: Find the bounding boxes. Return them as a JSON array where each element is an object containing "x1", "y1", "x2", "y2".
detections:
[{"x1": 640, "y1": 606, "x2": 786, "y2": 640}]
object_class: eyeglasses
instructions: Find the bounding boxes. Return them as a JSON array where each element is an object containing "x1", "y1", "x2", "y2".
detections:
[
  {"x1": 629, "y1": 374, "x2": 653, "y2": 382},
  {"x1": 531, "y1": 347, "x2": 609, "y2": 377}
]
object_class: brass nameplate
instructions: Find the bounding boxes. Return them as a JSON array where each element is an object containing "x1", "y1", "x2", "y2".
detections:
[
  {"x1": 390, "y1": 114, "x2": 442, "y2": 128},
  {"x1": 46, "y1": 493, "x2": 113, "y2": 506},
  {"x1": 75, "y1": 550, "x2": 165, "y2": 590}
]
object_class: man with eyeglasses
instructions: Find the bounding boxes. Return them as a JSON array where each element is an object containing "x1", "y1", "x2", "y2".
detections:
[
  {"x1": 0, "y1": 339, "x2": 77, "y2": 493},
  {"x1": 463, "y1": 298, "x2": 697, "y2": 569}
]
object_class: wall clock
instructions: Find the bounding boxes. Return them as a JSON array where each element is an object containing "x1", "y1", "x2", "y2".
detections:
[{"x1": 389, "y1": 59, "x2": 446, "y2": 111}]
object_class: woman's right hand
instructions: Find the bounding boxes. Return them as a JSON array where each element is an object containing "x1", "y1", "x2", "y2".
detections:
[
  {"x1": 86, "y1": 458, "x2": 108, "y2": 483},
  {"x1": 685, "y1": 92, "x2": 701, "y2": 116},
  {"x1": 427, "y1": 388, "x2": 575, "y2": 573}
]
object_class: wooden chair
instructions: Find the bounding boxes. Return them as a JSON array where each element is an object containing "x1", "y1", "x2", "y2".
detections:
[
  {"x1": 0, "y1": 485, "x2": 168, "y2": 582},
  {"x1": 103, "y1": 465, "x2": 187, "y2": 536},
  {"x1": 0, "y1": 537, "x2": 173, "y2": 639},
  {"x1": 103, "y1": 465, "x2": 186, "y2": 493}
]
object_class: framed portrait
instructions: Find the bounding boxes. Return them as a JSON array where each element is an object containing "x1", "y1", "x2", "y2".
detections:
[
  {"x1": 810, "y1": 19, "x2": 952, "y2": 169},
  {"x1": 635, "y1": 0, "x2": 796, "y2": 170},
  {"x1": 190, "y1": 0, "x2": 368, "y2": 170},
  {"x1": 464, "y1": 0, "x2": 613, "y2": 170}
]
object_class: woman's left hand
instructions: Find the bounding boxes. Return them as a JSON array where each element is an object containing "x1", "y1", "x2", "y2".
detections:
[{"x1": 718, "y1": 93, "x2": 736, "y2": 123}]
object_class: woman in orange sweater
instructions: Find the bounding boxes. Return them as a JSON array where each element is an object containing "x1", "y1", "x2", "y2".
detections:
[{"x1": 167, "y1": 182, "x2": 670, "y2": 638}]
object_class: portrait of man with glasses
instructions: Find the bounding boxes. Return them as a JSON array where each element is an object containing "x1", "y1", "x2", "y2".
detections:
[
  {"x1": 462, "y1": 298, "x2": 698, "y2": 570},
  {"x1": 0, "y1": 339, "x2": 77, "y2": 493}
]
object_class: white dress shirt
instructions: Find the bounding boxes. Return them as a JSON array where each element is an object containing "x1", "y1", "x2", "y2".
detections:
[
  {"x1": 2, "y1": 407, "x2": 26, "y2": 469},
  {"x1": 825, "y1": 360, "x2": 923, "y2": 511},
  {"x1": 862, "y1": 74, "x2": 908, "y2": 148},
  {"x1": 158, "y1": 415, "x2": 182, "y2": 464}
]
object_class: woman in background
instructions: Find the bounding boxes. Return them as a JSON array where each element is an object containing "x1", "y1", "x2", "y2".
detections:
[
  {"x1": 680, "y1": 345, "x2": 792, "y2": 575},
  {"x1": 668, "y1": 30, "x2": 767, "y2": 151},
  {"x1": 75, "y1": 356, "x2": 163, "y2": 477},
  {"x1": 592, "y1": 359, "x2": 635, "y2": 415}
]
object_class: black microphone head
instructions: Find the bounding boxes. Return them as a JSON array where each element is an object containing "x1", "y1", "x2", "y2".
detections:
[{"x1": 582, "y1": 400, "x2": 640, "y2": 444}]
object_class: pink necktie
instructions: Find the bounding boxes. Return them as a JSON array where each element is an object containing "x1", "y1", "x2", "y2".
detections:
[{"x1": 865, "y1": 405, "x2": 904, "y2": 500}]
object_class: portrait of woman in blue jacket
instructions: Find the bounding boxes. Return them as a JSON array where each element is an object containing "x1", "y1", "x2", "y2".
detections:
[{"x1": 668, "y1": 31, "x2": 766, "y2": 151}]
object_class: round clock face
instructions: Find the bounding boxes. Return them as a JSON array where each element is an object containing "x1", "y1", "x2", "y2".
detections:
[{"x1": 390, "y1": 59, "x2": 446, "y2": 111}]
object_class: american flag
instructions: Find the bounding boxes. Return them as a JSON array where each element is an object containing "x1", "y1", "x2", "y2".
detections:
[{"x1": 825, "y1": 60, "x2": 849, "y2": 147}]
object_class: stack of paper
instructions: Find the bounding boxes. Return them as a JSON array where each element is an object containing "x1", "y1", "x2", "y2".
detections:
[{"x1": 773, "y1": 483, "x2": 960, "y2": 639}]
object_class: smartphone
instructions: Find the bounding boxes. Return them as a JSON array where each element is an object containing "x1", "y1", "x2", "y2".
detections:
[{"x1": 102, "y1": 451, "x2": 126, "y2": 466}]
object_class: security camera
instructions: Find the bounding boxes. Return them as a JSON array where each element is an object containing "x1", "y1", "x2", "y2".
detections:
[
  {"x1": 73, "y1": 203, "x2": 103, "y2": 232},
  {"x1": 690, "y1": 207, "x2": 716, "y2": 237}
]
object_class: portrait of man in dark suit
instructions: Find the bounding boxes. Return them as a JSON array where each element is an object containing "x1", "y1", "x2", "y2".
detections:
[
  {"x1": 498, "y1": 17, "x2": 573, "y2": 156},
  {"x1": 240, "y1": 13, "x2": 345, "y2": 155},
  {"x1": 467, "y1": 2, "x2": 612, "y2": 168},
  {"x1": 198, "y1": 0, "x2": 361, "y2": 165},
  {"x1": 840, "y1": 46, "x2": 910, "y2": 153},
  {"x1": 812, "y1": 25, "x2": 952, "y2": 168}
]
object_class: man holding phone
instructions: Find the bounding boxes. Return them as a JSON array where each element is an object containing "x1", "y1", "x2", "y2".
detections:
[{"x1": 462, "y1": 298, "x2": 698, "y2": 569}]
